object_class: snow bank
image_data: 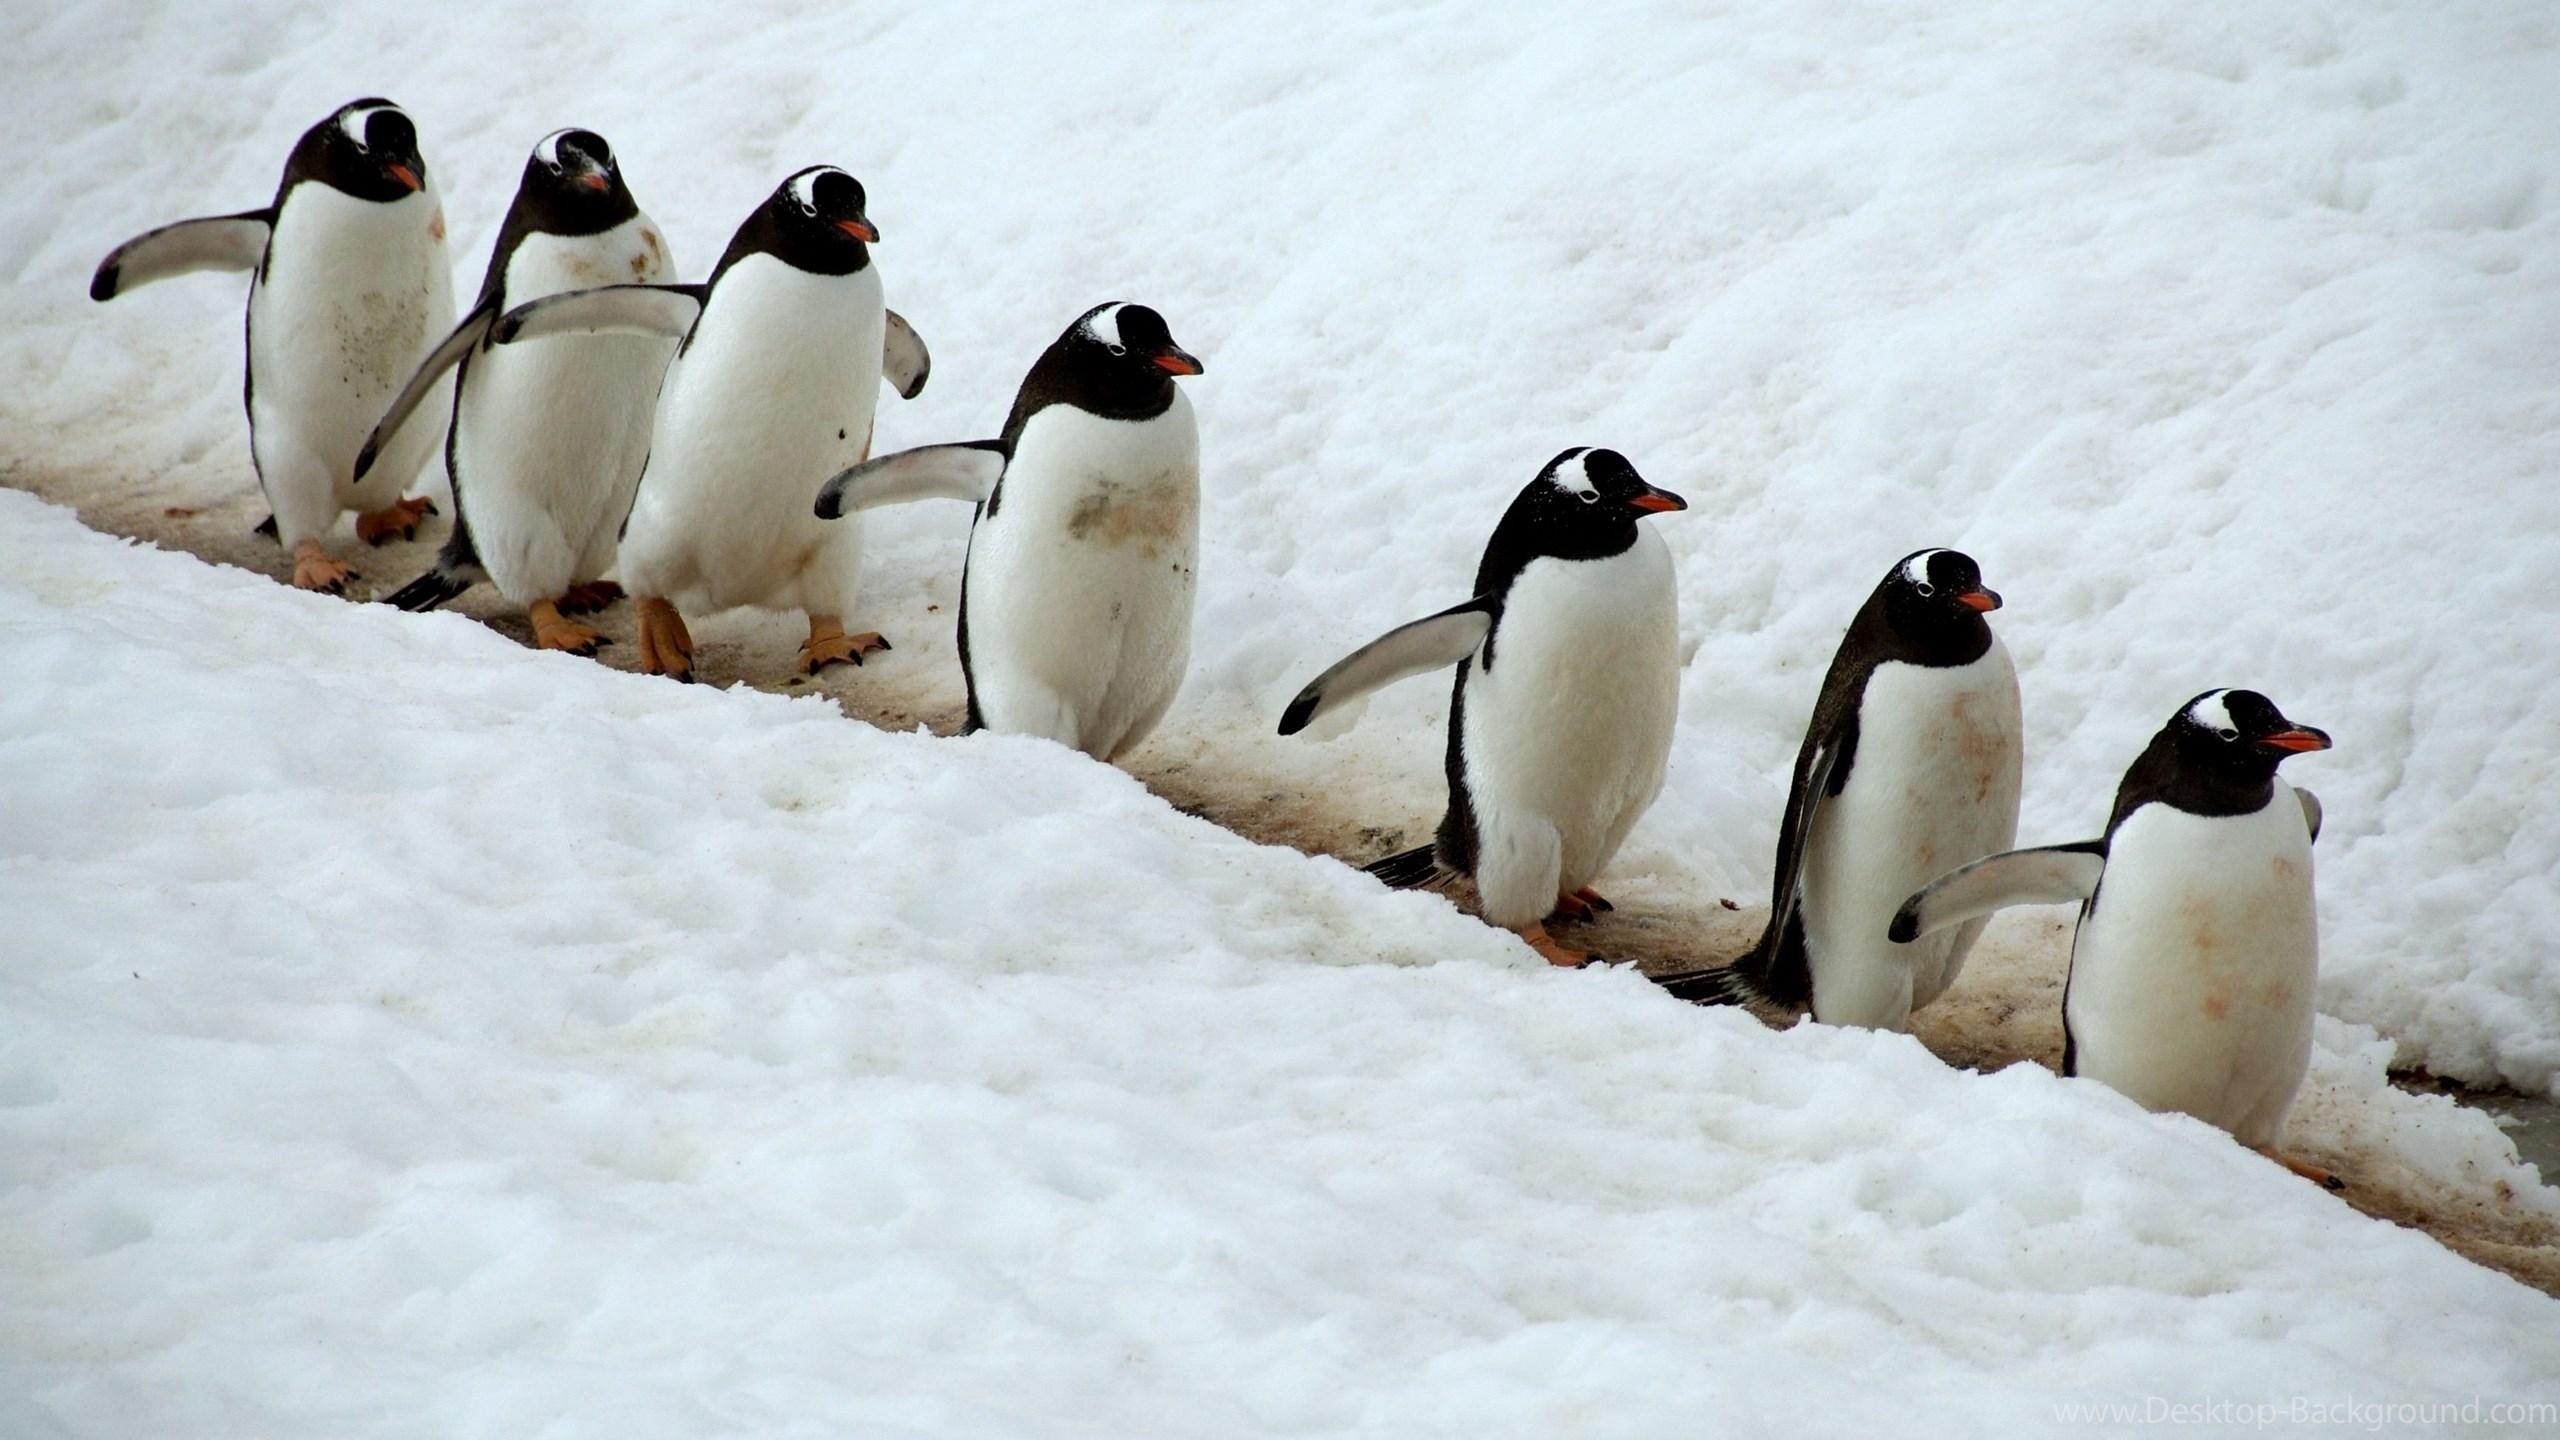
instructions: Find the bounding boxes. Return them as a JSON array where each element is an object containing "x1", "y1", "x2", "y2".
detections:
[
  {"x1": 5, "y1": 1, "x2": 2553, "y2": 1091},
  {"x1": 3, "y1": 490, "x2": 2557, "y2": 1433}
]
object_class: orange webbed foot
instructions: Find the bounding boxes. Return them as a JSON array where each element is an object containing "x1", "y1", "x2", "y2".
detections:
[
  {"x1": 354, "y1": 495, "x2": 437, "y2": 546},
  {"x1": 1517, "y1": 922, "x2": 1591, "y2": 968},
  {"x1": 800, "y1": 615, "x2": 890, "y2": 674},
  {"x1": 1546, "y1": 886, "x2": 1615, "y2": 926},
  {"x1": 2254, "y1": 1146, "x2": 2346, "y2": 1191},
  {"x1": 634, "y1": 596, "x2": 695, "y2": 681},
  {"x1": 530, "y1": 598, "x2": 607, "y2": 657},
  {"x1": 290, "y1": 539, "x2": 355, "y2": 594}
]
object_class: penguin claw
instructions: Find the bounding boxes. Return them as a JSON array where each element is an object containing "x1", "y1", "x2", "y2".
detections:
[
  {"x1": 354, "y1": 495, "x2": 437, "y2": 546},
  {"x1": 290, "y1": 540, "x2": 355, "y2": 594},
  {"x1": 2255, "y1": 1146, "x2": 2346, "y2": 1191},
  {"x1": 634, "y1": 596, "x2": 696, "y2": 681},
  {"x1": 530, "y1": 600, "x2": 607, "y2": 658},
  {"x1": 1517, "y1": 923, "x2": 1591, "y2": 968},
  {"x1": 1547, "y1": 887, "x2": 1616, "y2": 926},
  {"x1": 800, "y1": 617, "x2": 889, "y2": 673}
]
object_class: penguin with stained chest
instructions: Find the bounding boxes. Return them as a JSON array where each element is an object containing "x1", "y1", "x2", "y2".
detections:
[
  {"x1": 366, "y1": 128, "x2": 678, "y2": 654},
  {"x1": 489, "y1": 165, "x2": 930, "y2": 680},
  {"x1": 813, "y1": 302, "x2": 1203, "y2": 760},
  {"x1": 1274, "y1": 447, "x2": 1686, "y2": 967},
  {"x1": 1653, "y1": 548, "x2": 2022, "y2": 1029},
  {"x1": 91, "y1": 98, "x2": 456, "y2": 592},
  {"x1": 1892, "y1": 688, "x2": 2337, "y2": 1186}
]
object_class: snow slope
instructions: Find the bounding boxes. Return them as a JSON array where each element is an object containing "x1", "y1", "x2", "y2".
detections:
[
  {"x1": 5, "y1": 0, "x2": 2554, "y2": 1092},
  {"x1": 4, "y1": 489, "x2": 2558, "y2": 1436}
]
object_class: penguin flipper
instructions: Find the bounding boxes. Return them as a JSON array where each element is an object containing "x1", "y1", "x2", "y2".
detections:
[
  {"x1": 1277, "y1": 600, "x2": 1494, "y2": 736},
  {"x1": 814, "y1": 442, "x2": 1007, "y2": 519},
  {"x1": 494, "y1": 283, "x2": 705, "y2": 344},
  {"x1": 1650, "y1": 965, "x2": 1763, "y2": 1007},
  {"x1": 383, "y1": 513, "x2": 486, "y2": 612},
  {"x1": 91, "y1": 210, "x2": 271, "y2": 301},
  {"x1": 883, "y1": 309, "x2": 930, "y2": 399},
  {"x1": 1889, "y1": 843, "x2": 2105, "y2": 943},
  {"x1": 2296, "y1": 787, "x2": 2322, "y2": 843},
  {"x1": 1362, "y1": 843, "x2": 1454, "y2": 891},
  {"x1": 356, "y1": 302, "x2": 495, "y2": 481}
]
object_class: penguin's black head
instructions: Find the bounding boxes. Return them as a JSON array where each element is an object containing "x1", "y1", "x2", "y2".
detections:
[
  {"x1": 1876, "y1": 548, "x2": 2001, "y2": 649},
  {"x1": 295, "y1": 99, "x2": 429, "y2": 203},
  {"x1": 2113, "y1": 687, "x2": 2331, "y2": 825},
  {"x1": 1498, "y1": 448, "x2": 1686, "y2": 556},
  {"x1": 1019, "y1": 303, "x2": 1203, "y2": 424},
  {"x1": 738, "y1": 165, "x2": 877, "y2": 277},
  {"x1": 513, "y1": 128, "x2": 637, "y2": 235},
  {"x1": 2168, "y1": 689, "x2": 2332, "y2": 774},
  {"x1": 1067, "y1": 302, "x2": 1203, "y2": 379}
]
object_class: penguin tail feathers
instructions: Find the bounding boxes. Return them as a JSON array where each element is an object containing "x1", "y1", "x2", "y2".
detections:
[
  {"x1": 384, "y1": 566, "x2": 473, "y2": 613},
  {"x1": 1650, "y1": 963, "x2": 1767, "y2": 1008},
  {"x1": 1362, "y1": 843, "x2": 1450, "y2": 891}
]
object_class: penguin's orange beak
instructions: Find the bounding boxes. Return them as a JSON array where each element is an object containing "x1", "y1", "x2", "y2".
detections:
[
  {"x1": 1153, "y1": 347, "x2": 1203, "y2": 376},
  {"x1": 1958, "y1": 589, "x2": 2001, "y2": 612},
  {"x1": 836, "y1": 217, "x2": 879, "y2": 242},
  {"x1": 1629, "y1": 485, "x2": 1687, "y2": 513},
  {"x1": 387, "y1": 163, "x2": 421, "y2": 192},
  {"x1": 2261, "y1": 728, "x2": 2332, "y2": 754},
  {"x1": 576, "y1": 170, "x2": 610, "y2": 193}
]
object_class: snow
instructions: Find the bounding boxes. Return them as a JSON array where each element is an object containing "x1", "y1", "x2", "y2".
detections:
[
  {"x1": 4, "y1": 490, "x2": 2558, "y2": 1434},
  {"x1": 6, "y1": 1, "x2": 2554, "y2": 1094},
  {"x1": 6, "y1": 0, "x2": 2560, "y2": 1427}
]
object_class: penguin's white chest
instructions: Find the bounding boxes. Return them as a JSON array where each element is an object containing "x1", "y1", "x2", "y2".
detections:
[
  {"x1": 2065, "y1": 786, "x2": 2319, "y2": 1148},
  {"x1": 1459, "y1": 530, "x2": 1680, "y2": 923},
  {"x1": 247, "y1": 183, "x2": 455, "y2": 518},
  {"x1": 453, "y1": 216, "x2": 679, "y2": 602},
  {"x1": 618, "y1": 255, "x2": 884, "y2": 615},
  {"x1": 1801, "y1": 646, "x2": 2023, "y2": 1028},
  {"x1": 964, "y1": 394, "x2": 1201, "y2": 760}
]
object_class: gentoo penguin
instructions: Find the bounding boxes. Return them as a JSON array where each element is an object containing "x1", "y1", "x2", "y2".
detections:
[
  {"x1": 365, "y1": 129, "x2": 677, "y2": 653},
  {"x1": 91, "y1": 98, "x2": 455, "y2": 592},
  {"x1": 812, "y1": 302, "x2": 1203, "y2": 760},
  {"x1": 1275, "y1": 448, "x2": 1686, "y2": 967},
  {"x1": 489, "y1": 165, "x2": 929, "y2": 679},
  {"x1": 1892, "y1": 689, "x2": 2336, "y2": 1186},
  {"x1": 1654, "y1": 548, "x2": 2021, "y2": 1029}
]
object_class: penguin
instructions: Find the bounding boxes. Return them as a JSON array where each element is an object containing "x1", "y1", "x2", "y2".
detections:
[
  {"x1": 1273, "y1": 447, "x2": 1686, "y2": 967},
  {"x1": 365, "y1": 128, "x2": 677, "y2": 654},
  {"x1": 1652, "y1": 548, "x2": 2021, "y2": 1029},
  {"x1": 1891, "y1": 689, "x2": 2336, "y2": 1186},
  {"x1": 91, "y1": 98, "x2": 455, "y2": 592},
  {"x1": 811, "y1": 302, "x2": 1203, "y2": 760},
  {"x1": 488, "y1": 165, "x2": 929, "y2": 679}
]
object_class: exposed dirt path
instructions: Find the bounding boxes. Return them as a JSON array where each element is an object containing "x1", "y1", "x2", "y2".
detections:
[{"x1": 11, "y1": 454, "x2": 2556, "y2": 1297}]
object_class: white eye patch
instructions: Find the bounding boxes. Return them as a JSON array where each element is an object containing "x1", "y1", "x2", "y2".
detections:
[
  {"x1": 337, "y1": 104, "x2": 399, "y2": 150},
  {"x1": 534, "y1": 128, "x2": 574, "y2": 167},
  {"x1": 1546, "y1": 447, "x2": 1595, "y2": 497},
  {"x1": 2184, "y1": 690, "x2": 2240, "y2": 736},
  {"x1": 1081, "y1": 303, "x2": 1128, "y2": 350},
  {"x1": 1900, "y1": 550, "x2": 1948, "y2": 587},
  {"x1": 788, "y1": 167, "x2": 844, "y2": 213}
]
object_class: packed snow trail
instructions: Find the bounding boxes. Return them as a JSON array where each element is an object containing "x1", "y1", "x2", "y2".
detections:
[{"x1": 5, "y1": 487, "x2": 2559, "y2": 1438}]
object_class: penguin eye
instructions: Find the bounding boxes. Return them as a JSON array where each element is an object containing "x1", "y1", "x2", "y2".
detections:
[
  {"x1": 2217, "y1": 726, "x2": 2240, "y2": 742},
  {"x1": 1915, "y1": 582, "x2": 1937, "y2": 598},
  {"x1": 1577, "y1": 489, "x2": 1599, "y2": 504},
  {"x1": 1106, "y1": 342, "x2": 1126, "y2": 356}
]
